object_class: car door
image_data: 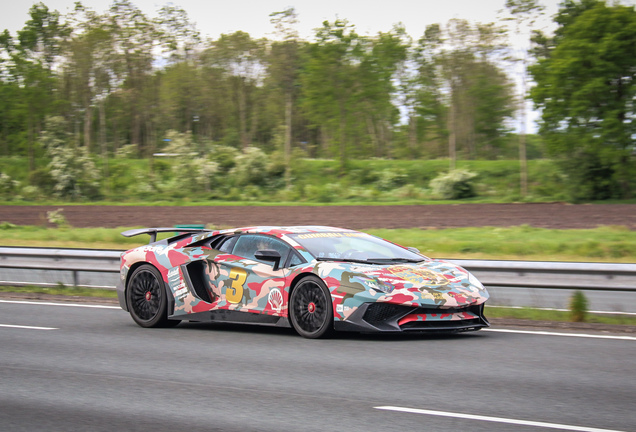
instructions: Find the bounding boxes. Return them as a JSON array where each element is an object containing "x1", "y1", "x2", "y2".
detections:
[{"x1": 208, "y1": 234, "x2": 295, "y2": 317}]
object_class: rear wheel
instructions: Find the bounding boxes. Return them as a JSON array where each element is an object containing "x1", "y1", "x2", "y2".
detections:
[
  {"x1": 127, "y1": 264, "x2": 179, "y2": 328},
  {"x1": 289, "y1": 275, "x2": 333, "y2": 339}
]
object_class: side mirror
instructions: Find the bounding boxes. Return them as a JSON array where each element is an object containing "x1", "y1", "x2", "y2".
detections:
[
  {"x1": 254, "y1": 249, "x2": 282, "y2": 271},
  {"x1": 407, "y1": 247, "x2": 421, "y2": 254}
]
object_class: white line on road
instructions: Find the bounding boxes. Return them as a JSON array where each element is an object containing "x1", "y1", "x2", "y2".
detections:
[
  {"x1": 0, "y1": 324, "x2": 57, "y2": 330},
  {"x1": 0, "y1": 300, "x2": 120, "y2": 309},
  {"x1": 484, "y1": 328, "x2": 636, "y2": 341},
  {"x1": 488, "y1": 305, "x2": 636, "y2": 316},
  {"x1": 374, "y1": 406, "x2": 626, "y2": 432}
]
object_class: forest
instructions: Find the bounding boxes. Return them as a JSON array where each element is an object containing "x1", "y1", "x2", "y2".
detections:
[{"x1": 0, "y1": 0, "x2": 634, "y2": 203}]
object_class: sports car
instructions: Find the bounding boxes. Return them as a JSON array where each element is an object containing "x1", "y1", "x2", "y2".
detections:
[{"x1": 117, "y1": 225, "x2": 489, "y2": 338}]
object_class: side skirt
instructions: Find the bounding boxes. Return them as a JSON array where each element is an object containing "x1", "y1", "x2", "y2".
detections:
[{"x1": 172, "y1": 308, "x2": 291, "y2": 328}]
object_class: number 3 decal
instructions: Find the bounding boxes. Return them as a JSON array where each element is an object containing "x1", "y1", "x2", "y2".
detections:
[{"x1": 226, "y1": 268, "x2": 247, "y2": 304}]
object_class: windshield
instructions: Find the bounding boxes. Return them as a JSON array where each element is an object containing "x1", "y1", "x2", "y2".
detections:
[{"x1": 288, "y1": 232, "x2": 425, "y2": 263}]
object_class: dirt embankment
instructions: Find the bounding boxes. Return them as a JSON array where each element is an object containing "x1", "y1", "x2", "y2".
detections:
[{"x1": 1, "y1": 203, "x2": 635, "y2": 230}]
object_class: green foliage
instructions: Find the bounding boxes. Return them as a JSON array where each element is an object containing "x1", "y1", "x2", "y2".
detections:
[
  {"x1": 374, "y1": 169, "x2": 408, "y2": 191},
  {"x1": 38, "y1": 116, "x2": 102, "y2": 200},
  {"x1": 2, "y1": 224, "x2": 635, "y2": 264},
  {"x1": 209, "y1": 145, "x2": 237, "y2": 173},
  {"x1": 48, "y1": 146, "x2": 101, "y2": 200},
  {"x1": 0, "y1": 285, "x2": 117, "y2": 298},
  {"x1": 368, "y1": 225, "x2": 636, "y2": 262},
  {"x1": 46, "y1": 208, "x2": 69, "y2": 228},
  {"x1": 3, "y1": 155, "x2": 629, "y2": 204},
  {"x1": 487, "y1": 306, "x2": 636, "y2": 325},
  {"x1": 115, "y1": 145, "x2": 138, "y2": 159},
  {"x1": 0, "y1": 172, "x2": 19, "y2": 199},
  {"x1": 231, "y1": 146, "x2": 284, "y2": 189},
  {"x1": 569, "y1": 290, "x2": 589, "y2": 323},
  {"x1": 430, "y1": 169, "x2": 477, "y2": 199},
  {"x1": 530, "y1": 1, "x2": 636, "y2": 199}
]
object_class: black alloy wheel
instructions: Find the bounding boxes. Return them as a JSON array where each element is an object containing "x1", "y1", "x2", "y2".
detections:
[
  {"x1": 289, "y1": 275, "x2": 333, "y2": 339},
  {"x1": 127, "y1": 264, "x2": 178, "y2": 328}
]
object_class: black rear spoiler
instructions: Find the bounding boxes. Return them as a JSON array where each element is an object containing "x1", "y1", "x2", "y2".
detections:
[{"x1": 121, "y1": 227, "x2": 210, "y2": 243}]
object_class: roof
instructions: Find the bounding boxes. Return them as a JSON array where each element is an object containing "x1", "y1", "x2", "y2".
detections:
[{"x1": 217, "y1": 225, "x2": 356, "y2": 238}]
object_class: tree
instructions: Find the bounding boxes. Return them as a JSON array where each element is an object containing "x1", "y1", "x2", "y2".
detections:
[
  {"x1": 203, "y1": 31, "x2": 266, "y2": 149},
  {"x1": 108, "y1": 0, "x2": 158, "y2": 154},
  {"x1": 530, "y1": 1, "x2": 636, "y2": 199},
  {"x1": 300, "y1": 19, "x2": 361, "y2": 171},
  {"x1": 8, "y1": 3, "x2": 68, "y2": 169},
  {"x1": 62, "y1": 2, "x2": 117, "y2": 165},
  {"x1": 503, "y1": 0, "x2": 545, "y2": 197},
  {"x1": 396, "y1": 24, "x2": 447, "y2": 159},
  {"x1": 430, "y1": 20, "x2": 515, "y2": 166},
  {"x1": 268, "y1": 8, "x2": 300, "y2": 186},
  {"x1": 357, "y1": 25, "x2": 408, "y2": 158}
]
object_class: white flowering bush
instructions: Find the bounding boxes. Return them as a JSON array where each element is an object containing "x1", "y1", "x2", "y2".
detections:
[
  {"x1": 46, "y1": 208, "x2": 69, "y2": 228},
  {"x1": 430, "y1": 169, "x2": 478, "y2": 199},
  {"x1": 39, "y1": 116, "x2": 102, "y2": 200},
  {"x1": 48, "y1": 146, "x2": 101, "y2": 200},
  {"x1": 163, "y1": 130, "x2": 196, "y2": 155},
  {"x1": 231, "y1": 146, "x2": 268, "y2": 186},
  {"x1": 375, "y1": 168, "x2": 409, "y2": 191},
  {"x1": 172, "y1": 157, "x2": 219, "y2": 194},
  {"x1": 115, "y1": 144, "x2": 138, "y2": 159},
  {"x1": 0, "y1": 173, "x2": 19, "y2": 199}
]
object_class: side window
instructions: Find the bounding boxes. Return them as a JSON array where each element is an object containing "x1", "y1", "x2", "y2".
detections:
[
  {"x1": 218, "y1": 236, "x2": 238, "y2": 253},
  {"x1": 288, "y1": 252, "x2": 305, "y2": 267},
  {"x1": 232, "y1": 234, "x2": 291, "y2": 265}
]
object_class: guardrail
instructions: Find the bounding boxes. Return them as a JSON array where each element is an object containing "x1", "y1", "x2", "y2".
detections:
[
  {"x1": 0, "y1": 247, "x2": 121, "y2": 289},
  {"x1": 0, "y1": 246, "x2": 635, "y2": 292}
]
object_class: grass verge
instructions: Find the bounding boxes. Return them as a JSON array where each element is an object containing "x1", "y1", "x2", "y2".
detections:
[
  {"x1": 1, "y1": 224, "x2": 635, "y2": 262},
  {"x1": 0, "y1": 285, "x2": 117, "y2": 298},
  {"x1": 486, "y1": 306, "x2": 636, "y2": 326}
]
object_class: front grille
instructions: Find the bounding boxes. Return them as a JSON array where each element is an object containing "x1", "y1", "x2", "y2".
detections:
[
  {"x1": 399, "y1": 304, "x2": 488, "y2": 332},
  {"x1": 360, "y1": 302, "x2": 488, "y2": 332},
  {"x1": 400, "y1": 318, "x2": 483, "y2": 331},
  {"x1": 363, "y1": 303, "x2": 412, "y2": 325}
]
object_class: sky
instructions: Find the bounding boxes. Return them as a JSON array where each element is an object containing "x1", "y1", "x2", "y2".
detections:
[{"x1": 2, "y1": 0, "x2": 561, "y2": 42}]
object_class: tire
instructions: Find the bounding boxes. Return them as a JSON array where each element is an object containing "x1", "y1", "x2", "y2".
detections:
[
  {"x1": 126, "y1": 264, "x2": 179, "y2": 328},
  {"x1": 289, "y1": 275, "x2": 334, "y2": 339}
]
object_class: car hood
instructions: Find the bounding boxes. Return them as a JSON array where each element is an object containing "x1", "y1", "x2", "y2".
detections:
[{"x1": 314, "y1": 259, "x2": 488, "y2": 308}]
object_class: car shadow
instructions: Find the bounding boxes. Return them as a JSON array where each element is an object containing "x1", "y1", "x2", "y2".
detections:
[{"x1": 173, "y1": 320, "x2": 486, "y2": 341}]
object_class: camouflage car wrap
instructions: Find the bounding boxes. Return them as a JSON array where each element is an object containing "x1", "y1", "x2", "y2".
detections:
[{"x1": 117, "y1": 225, "x2": 489, "y2": 335}]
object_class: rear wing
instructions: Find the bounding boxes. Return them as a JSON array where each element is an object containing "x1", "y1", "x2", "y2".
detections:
[{"x1": 121, "y1": 227, "x2": 210, "y2": 243}]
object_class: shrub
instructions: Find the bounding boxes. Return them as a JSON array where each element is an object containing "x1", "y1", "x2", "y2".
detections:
[
  {"x1": 115, "y1": 144, "x2": 138, "y2": 159},
  {"x1": 0, "y1": 172, "x2": 19, "y2": 199},
  {"x1": 28, "y1": 168, "x2": 54, "y2": 195},
  {"x1": 230, "y1": 147, "x2": 284, "y2": 189},
  {"x1": 375, "y1": 168, "x2": 409, "y2": 191},
  {"x1": 209, "y1": 145, "x2": 237, "y2": 173},
  {"x1": 430, "y1": 169, "x2": 478, "y2": 199},
  {"x1": 569, "y1": 290, "x2": 588, "y2": 323},
  {"x1": 48, "y1": 147, "x2": 102, "y2": 200},
  {"x1": 39, "y1": 116, "x2": 101, "y2": 200},
  {"x1": 46, "y1": 208, "x2": 69, "y2": 228},
  {"x1": 20, "y1": 185, "x2": 42, "y2": 201}
]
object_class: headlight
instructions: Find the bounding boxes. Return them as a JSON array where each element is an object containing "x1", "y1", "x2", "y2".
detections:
[{"x1": 468, "y1": 272, "x2": 485, "y2": 290}]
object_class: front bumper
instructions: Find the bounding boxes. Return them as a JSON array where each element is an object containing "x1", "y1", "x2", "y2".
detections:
[{"x1": 334, "y1": 302, "x2": 489, "y2": 333}]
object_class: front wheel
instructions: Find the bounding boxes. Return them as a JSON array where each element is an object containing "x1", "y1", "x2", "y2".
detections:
[
  {"x1": 289, "y1": 275, "x2": 334, "y2": 339},
  {"x1": 126, "y1": 264, "x2": 179, "y2": 328}
]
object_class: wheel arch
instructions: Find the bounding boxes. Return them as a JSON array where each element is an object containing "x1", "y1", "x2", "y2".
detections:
[
  {"x1": 124, "y1": 261, "x2": 173, "y2": 314},
  {"x1": 288, "y1": 272, "x2": 321, "y2": 303}
]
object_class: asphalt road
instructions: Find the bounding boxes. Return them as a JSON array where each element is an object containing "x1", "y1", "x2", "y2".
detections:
[{"x1": 1, "y1": 300, "x2": 634, "y2": 432}]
